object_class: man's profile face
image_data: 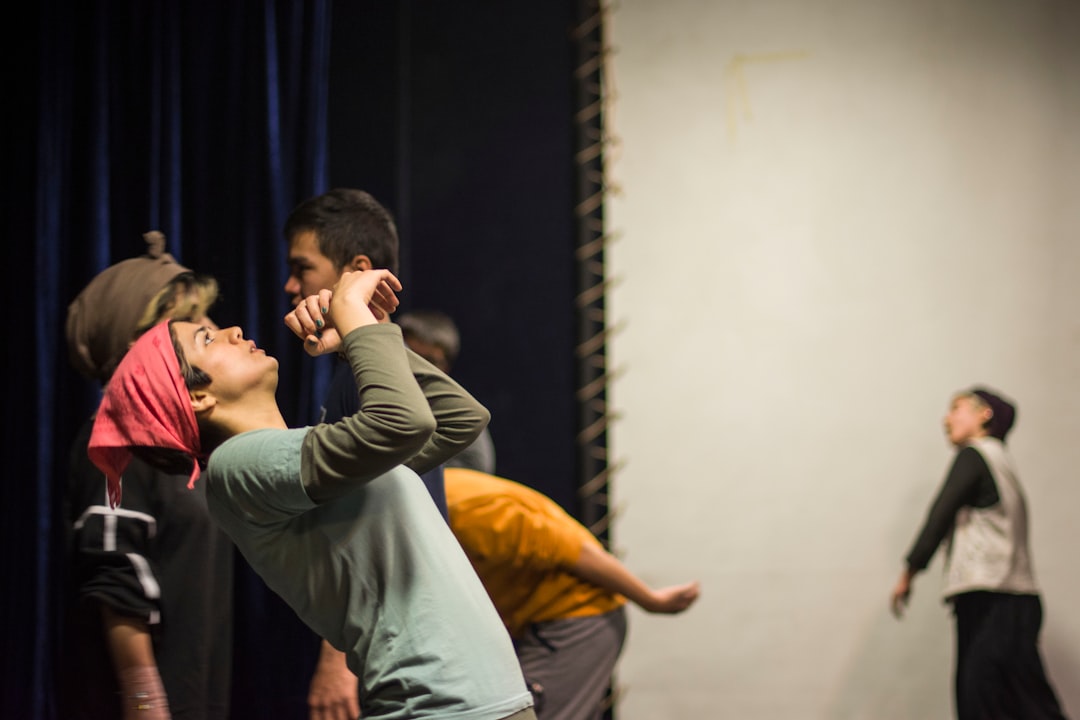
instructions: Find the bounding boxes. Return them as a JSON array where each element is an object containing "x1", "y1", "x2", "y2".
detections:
[{"x1": 284, "y1": 230, "x2": 341, "y2": 306}]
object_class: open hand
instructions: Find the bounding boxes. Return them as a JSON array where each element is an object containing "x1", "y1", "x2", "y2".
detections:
[{"x1": 644, "y1": 581, "x2": 701, "y2": 614}]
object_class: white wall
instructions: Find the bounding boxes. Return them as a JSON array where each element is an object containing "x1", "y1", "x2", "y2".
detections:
[{"x1": 606, "y1": 1, "x2": 1080, "y2": 717}]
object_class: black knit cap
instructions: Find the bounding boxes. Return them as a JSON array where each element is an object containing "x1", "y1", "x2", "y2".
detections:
[{"x1": 970, "y1": 387, "x2": 1017, "y2": 441}]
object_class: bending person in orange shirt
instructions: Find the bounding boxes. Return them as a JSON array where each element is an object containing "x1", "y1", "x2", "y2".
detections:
[{"x1": 444, "y1": 467, "x2": 700, "y2": 720}]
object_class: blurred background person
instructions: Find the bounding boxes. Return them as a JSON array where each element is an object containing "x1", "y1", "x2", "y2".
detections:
[
  {"x1": 62, "y1": 232, "x2": 233, "y2": 720},
  {"x1": 444, "y1": 467, "x2": 700, "y2": 720},
  {"x1": 891, "y1": 387, "x2": 1069, "y2": 720}
]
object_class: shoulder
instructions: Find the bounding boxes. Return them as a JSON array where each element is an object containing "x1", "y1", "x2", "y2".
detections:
[
  {"x1": 954, "y1": 444, "x2": 992, "y2": 474},
  {"x1": 209, "y1": 427, "x2": 307, "y2": 467},
  {"x1": 447, "y1": 470, "x2": 585, "y2": 543},
  {"x1": 205, "y1": 428, "x2": 314, "y2": 519},
  {"x1": 445, "y1": 469, "x2": 545, "y2": 512}
]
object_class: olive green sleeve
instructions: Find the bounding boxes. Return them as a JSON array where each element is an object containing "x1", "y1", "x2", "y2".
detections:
[
  {"x1": 300, "y1": 324, "x2": 435, "y2": 503},
  {"x1": 400, "y1": 347, "x2": 491, "y2": 475}
]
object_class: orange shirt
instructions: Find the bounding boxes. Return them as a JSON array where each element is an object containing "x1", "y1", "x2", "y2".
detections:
[{"x1": 444, "y1": 468, "x2": 625, "y2": 639}]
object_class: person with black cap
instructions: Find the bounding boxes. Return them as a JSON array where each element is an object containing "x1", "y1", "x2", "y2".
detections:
[
  {"x1": 62, "y1": 232, "x2": 233, "y2": 720},
  {"x1": 891, "y1": 387, "x2": 1069, "y2": 720}
]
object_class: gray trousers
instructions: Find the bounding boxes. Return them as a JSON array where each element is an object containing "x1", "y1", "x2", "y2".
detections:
[{"x1": 514, "y1": 607, "x2": 628, "y2": 720}]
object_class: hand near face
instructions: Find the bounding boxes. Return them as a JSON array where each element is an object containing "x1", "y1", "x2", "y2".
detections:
[{"x1": 284, "y1": 269, "x2": 402, "y2": 356}]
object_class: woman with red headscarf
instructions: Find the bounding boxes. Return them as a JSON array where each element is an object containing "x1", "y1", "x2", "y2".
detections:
[{"x1": 89, "y1": 269, "x2": 535, "y2": 720}]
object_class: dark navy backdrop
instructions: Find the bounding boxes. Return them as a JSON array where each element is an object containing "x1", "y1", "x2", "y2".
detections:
[{"x1": 3, "y1": 1, "x2": 581, "y2": 718}]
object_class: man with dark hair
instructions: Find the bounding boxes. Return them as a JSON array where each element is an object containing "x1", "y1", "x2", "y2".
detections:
[{"x1": 284, "y1": 188, "x2": 400, "y2": 279}]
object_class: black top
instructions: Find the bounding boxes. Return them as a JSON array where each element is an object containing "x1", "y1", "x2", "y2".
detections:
[
  {"x1": 905, "y1": 446, "x2": 1000, "y2": 572},
  {"x1": 60, "y1": 417, "x2": 234, "y2": 719}
]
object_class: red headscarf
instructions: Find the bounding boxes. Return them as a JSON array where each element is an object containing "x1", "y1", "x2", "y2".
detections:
[{"x1": 88, "y1": 320, "x2": 202, "y2": 508}]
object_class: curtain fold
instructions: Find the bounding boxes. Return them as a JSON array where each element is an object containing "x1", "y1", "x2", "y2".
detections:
[{"x1": 9, "y1": 2, "x2": 333, "y2": 717}]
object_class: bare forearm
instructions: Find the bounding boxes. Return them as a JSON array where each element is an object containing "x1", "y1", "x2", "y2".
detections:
[
  {"x1": 316, "y1": 639, "x2": 349, "y2": 673},
  {"x1": 571, "y1": 542, "x2": 699, "y2": 614},
  {"x1": 102, "y1": 606, "x2": 170, "y2": 719},
  {"x1": 308, "y1": 640, "x2": 360, "y2": 720},
  {"x1": 102, "y1": 605, "x2": 157, "y2": 670},
  {"x1": 571, "y1": 542, "x2": 653, "y2": 606}
]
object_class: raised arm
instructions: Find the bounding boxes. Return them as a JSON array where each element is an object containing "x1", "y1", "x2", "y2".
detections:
[
  {"x1": 401, "y1": 348, "x2": 490, "y2": 475},
  {"x1": 285, "y1": 271, "x2": 438, "y2": 503},
  {"x1": 300, "y1": 326, "x2": 436, "y2": 502}
]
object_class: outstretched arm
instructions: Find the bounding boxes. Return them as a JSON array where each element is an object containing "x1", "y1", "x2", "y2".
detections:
[{"x1": 571, "y1": 541, "x2": 700, "y2": 614}]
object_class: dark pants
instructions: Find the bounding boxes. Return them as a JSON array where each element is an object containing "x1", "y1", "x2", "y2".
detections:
[
  {"x1": 515, "y1": 607, "x2": 628, "y2": 720},
  {"x1": 953, "y1": 592, "x2": 1068, "y2": 720}
]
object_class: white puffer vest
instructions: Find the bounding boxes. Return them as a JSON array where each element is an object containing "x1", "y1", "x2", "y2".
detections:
[{"x1": 943, "y1": 437, "x2": 1038, "y2": 599}]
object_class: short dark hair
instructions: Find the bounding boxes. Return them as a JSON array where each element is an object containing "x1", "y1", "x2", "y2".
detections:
[
  {"x1": 168, "y1": 320, "x2": 213, "y2": 390},
  {"x1": 967, "y1": 387, "x2": 1017, "y2": 441},
  {"x1": 284, "y1": 188, "x2": 400, "y2": 273},
  {"x1": 167, "y1": 320, "x2": 229, "y2": 453}
]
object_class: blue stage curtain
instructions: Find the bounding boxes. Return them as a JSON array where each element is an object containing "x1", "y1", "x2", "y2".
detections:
[{"x1": 5, "y1": 1, "x2": 333, "y2": 717}]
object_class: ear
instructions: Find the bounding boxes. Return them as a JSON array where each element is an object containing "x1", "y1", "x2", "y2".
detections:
[
  {"x1": 189, "y1": 388, "x2": 218, "y2": 416},
  {"x1": 347, "y1": 254, "x2": 373, "y2": 272}
]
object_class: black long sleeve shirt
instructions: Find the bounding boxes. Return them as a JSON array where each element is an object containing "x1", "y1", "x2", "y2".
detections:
[{"x1": 905, "y1": 446, "x2": 1001, "y2": 572}]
